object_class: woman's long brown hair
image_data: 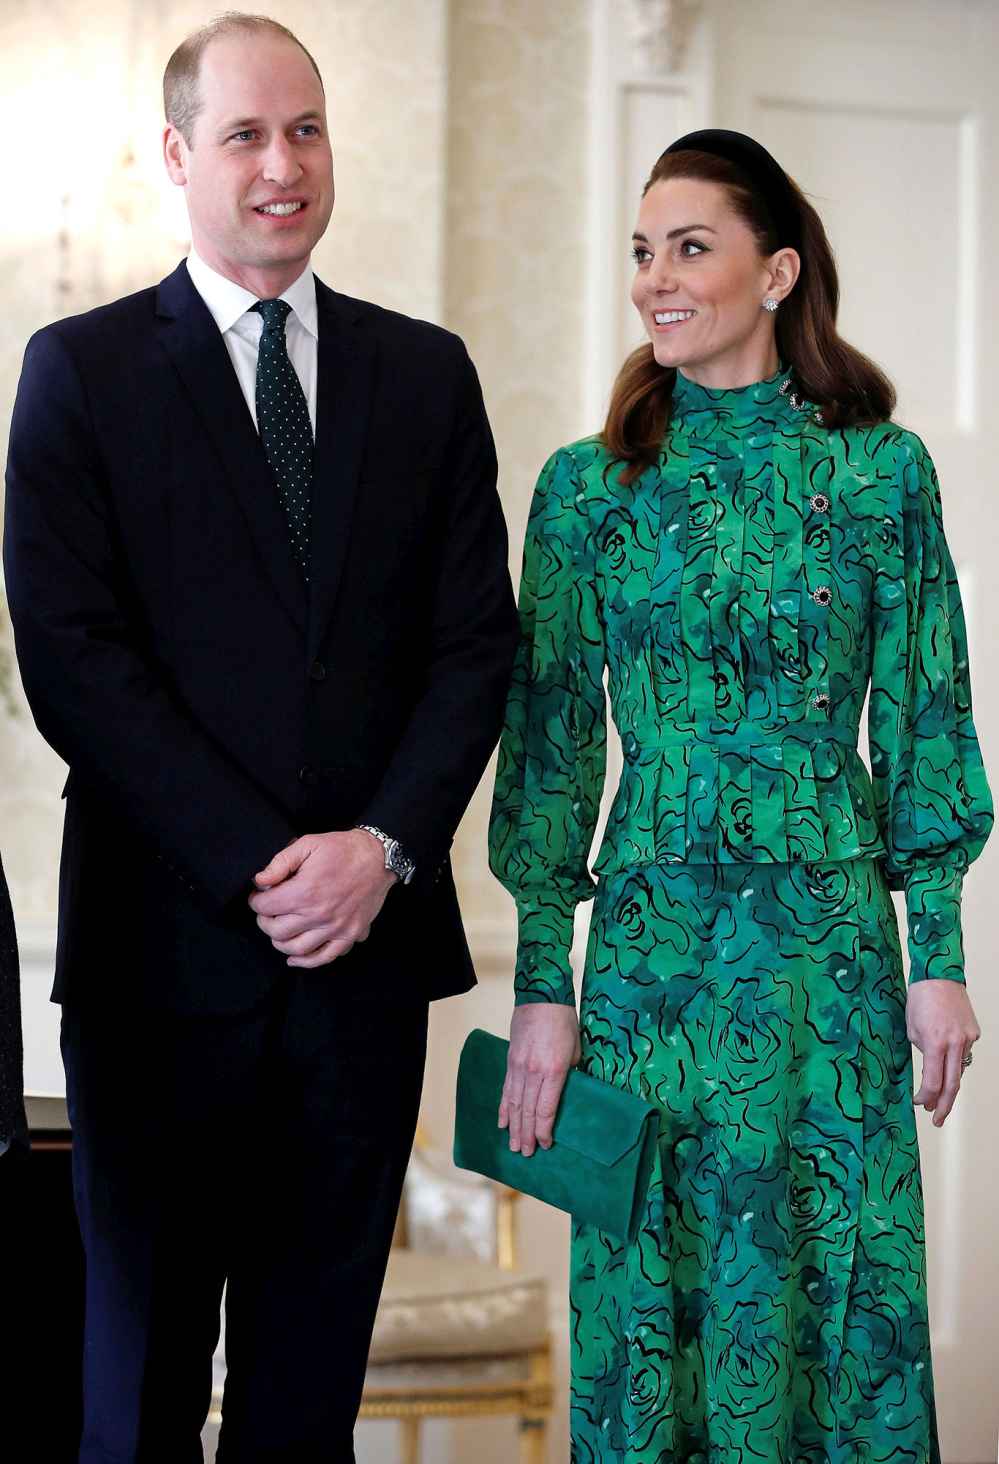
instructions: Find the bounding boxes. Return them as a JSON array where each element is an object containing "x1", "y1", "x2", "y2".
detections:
[{"x1": 603, "y1": 150, "x2": 896, "y2": 484}]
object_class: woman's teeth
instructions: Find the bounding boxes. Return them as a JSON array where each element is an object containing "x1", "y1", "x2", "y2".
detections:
[{"x1": 654, "y1": 310, "x2": 695, "y2": 325}]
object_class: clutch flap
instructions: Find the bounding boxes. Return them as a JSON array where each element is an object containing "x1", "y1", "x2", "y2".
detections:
[{"x1": 552, "y1": 1067, "x2": 656, "y2": 1166}]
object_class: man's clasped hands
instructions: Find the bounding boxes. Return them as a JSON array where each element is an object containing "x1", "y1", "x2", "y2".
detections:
[{"x1": 248, "y1": 830, "x2": 398, "y2": 969}]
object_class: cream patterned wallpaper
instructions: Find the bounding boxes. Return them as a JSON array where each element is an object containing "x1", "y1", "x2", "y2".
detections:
[
  {"x1": 445, "y1": 0, "x2": 593, "y2": 961},
  {"x1": 412, "y1": 8, "x2": 592, "y2": 1462}
]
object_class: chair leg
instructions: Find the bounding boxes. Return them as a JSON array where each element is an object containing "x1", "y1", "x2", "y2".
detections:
[
  {"x1": 400, "y1": 1415, "x2": 421, "y2": 1464},
  {"x1": 519, "y1": 1415, "x2": 547, "y2": 1464}
]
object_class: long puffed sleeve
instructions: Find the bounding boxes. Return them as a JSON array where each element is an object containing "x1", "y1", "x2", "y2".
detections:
[
  {"x1": 868, "y1": 429, "x2": 993, "y2": 984},
  {"x1": 489, "y1": 446, "x2": 607, "y2": 1005}
]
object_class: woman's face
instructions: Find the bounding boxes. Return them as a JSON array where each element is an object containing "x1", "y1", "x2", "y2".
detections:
[{"x1": 630, "y1": 176, "x2": 796, "y2": 387}]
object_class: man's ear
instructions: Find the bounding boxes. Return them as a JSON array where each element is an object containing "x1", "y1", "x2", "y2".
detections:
[{"x1": 163, "y1": 124, "x2": 189, "y2": 187}]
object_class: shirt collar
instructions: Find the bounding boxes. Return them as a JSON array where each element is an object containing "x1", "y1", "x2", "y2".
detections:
[{"x1": 185, "y1": 248, "x2": 318, "y2": 339}]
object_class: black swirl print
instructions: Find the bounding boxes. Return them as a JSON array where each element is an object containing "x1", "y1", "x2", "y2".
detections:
[{"x1": 489, "y1": 367, "x2": 992, "y2": 1460}]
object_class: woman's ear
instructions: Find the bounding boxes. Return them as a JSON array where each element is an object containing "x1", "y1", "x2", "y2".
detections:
[{"x1": 767, "y1": 246, "x2": 801, "y2": 303}]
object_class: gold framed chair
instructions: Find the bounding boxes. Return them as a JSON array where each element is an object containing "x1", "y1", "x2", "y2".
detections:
[{"x1": 359, "y1": 1130, "x2": 554, "y2": 1463}]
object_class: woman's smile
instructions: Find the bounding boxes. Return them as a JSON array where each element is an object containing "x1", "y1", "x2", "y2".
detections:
[{"x1": 650, "y1": 308, "x2": 697, "y2": 330}]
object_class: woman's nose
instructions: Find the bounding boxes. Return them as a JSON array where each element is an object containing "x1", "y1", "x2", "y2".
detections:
[{"x1": 648, "y1": 258, "x2": 678, "y2": 293}]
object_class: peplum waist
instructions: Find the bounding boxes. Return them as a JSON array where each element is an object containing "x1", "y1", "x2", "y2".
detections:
[{"x1": 592, "y1": 719, "x2": 886, "y2": 872}]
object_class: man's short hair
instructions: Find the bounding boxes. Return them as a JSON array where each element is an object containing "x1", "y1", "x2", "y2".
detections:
[{"x1": 164, "y1": 12, "x2": 325, "y2": 147}]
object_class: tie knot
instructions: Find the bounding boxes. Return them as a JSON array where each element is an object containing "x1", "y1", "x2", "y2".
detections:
[{"x1": 252, "y1": 298, "x2": 292, "y2": 331}]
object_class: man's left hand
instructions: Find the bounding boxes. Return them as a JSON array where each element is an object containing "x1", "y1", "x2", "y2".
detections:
[{"x1": 249, "y1": 829, "x2": 397, "y2": 968}]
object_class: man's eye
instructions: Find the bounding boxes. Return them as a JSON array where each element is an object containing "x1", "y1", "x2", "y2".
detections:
[
  {"x1": 231, "y1": 130, "x2": 256, "y2": 143},
  {"x1": 298, "y1": 125, "x2": 320, "y2": 137}
]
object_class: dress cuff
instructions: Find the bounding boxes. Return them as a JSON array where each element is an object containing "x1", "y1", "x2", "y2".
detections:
[
  {"x1": 904, "y1": 862, "x2": 966, "y2": 985},
  {"x1": 513, "y1": 894, "x2": 578, "y2": 1006}
]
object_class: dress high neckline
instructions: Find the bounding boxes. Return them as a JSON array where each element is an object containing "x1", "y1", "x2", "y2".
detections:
[{"x1": 671, "y1": 364, "x2": 796, "y2": 424}]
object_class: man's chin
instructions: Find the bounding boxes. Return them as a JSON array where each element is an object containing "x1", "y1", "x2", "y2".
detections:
[{"x1": 236, "y1": 236, "x2": 316, "y2": 270}]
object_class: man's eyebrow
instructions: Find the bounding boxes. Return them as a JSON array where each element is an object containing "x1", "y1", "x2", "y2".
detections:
[
  {"x1": 217, "y1": 118, "x2": 256, "y2": 136},
  {"x1": 216, "y1": 111, "x2": 324, "y2": 136},
  {"x1": 631, "y1": 224, "x2": 717, "y2": 243}
]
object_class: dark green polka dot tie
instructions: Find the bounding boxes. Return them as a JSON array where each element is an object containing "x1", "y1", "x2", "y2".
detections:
[{"x1": 252, "y1": 298, "x2": 313, "y2": 578}]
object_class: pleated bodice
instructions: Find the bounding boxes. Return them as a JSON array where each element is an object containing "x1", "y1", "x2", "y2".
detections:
[{"x1": 594, "y1": 368, "x2": 877, "y2": 871}]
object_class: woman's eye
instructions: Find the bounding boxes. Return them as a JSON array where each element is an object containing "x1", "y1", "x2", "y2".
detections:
[
  {"x1": 631, "y1": 246, "x2": 652, "y2": 265},
  {"x1": 680, "y1": 239, "x2": 707, "y2": 257}
]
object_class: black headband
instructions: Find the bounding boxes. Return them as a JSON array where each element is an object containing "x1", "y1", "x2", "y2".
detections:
[{"x1": 663, "y1": 128, "x2": 801, "y2": 252}]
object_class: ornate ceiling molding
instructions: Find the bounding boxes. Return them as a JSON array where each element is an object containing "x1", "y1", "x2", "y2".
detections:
[{"x1": 628, "y1": 0, "x2": 705, "y2": 74}]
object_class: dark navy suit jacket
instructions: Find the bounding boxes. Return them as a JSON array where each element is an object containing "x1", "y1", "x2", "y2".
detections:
[{"x1": 4, "y1": 261, "x2": 519, "y2": 1015}]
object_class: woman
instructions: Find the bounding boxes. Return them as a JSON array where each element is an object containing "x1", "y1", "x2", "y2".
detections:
[{"x1": 488, "y1": 129, "x2": 992, "y2": 1462}]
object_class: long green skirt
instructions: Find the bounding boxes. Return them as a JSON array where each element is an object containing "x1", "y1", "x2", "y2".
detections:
[{"x1": 571, "y1": 859, "x2": 940, "y2": 1464}]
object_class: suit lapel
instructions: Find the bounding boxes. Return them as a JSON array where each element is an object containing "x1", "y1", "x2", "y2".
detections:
[
  {"x1": 307, "y1": 281, "x2": 377, "y2": 661},
  {"x1": 154, "y1": 262, "x2": 307, "y2": 633}
]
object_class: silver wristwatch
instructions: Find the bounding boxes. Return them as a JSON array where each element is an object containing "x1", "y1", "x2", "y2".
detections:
[{"x1": 355, "y1": 824, "x2": 416, "y2": 885}]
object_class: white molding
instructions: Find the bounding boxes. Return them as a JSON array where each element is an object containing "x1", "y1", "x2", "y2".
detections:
[
  {"x1": 586, "y1": 0, "x2": 715, "y2": 420},
  {"x1": 955, "y1": 114, "x2": 979, "y2": 433},
  {"x1": 15, "y1": 921, "x2": 57, "y2": 964},
  {"x1": 584, "y1": 0, "x2": 617, "y2": 430}
]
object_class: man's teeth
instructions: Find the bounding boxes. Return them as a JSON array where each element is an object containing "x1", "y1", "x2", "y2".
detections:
[
  {"x1": 654, "y1": 310, "x2": 695, "y2": 324},
  {"x1": 258, "y1": 202, "x2": 304, "y2": 216}
]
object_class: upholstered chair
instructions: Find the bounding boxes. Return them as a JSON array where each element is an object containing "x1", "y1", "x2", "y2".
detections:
[{"x1": 359, "y1": 1132, "x2": 553, "y2": 1463}]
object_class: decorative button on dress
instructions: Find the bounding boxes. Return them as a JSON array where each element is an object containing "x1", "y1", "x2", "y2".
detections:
[{"x1": 488, "y1": 367, "x2": 993, "y2": 1462}]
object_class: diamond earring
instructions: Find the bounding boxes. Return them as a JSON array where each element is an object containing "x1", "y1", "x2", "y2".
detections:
[{"x1": 762, "y1": 297, "x2": 779, "y2": 314}]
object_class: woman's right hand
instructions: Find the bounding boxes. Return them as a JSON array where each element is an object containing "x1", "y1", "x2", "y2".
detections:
[{"x1": 499, "y1": 1003, "x2": 581, "y2": 1157}]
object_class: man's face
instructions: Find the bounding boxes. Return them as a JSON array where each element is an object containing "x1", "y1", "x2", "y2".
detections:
[{"x1": 164, "y1": 32, "x2": 334, "y2": 289}]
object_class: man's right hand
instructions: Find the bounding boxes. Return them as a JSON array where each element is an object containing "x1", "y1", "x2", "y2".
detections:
[{"x1": 499, "y1": 1003, "x2": 581, "y2": 1158}]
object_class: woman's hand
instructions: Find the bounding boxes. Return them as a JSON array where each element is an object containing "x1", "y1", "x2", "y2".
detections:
[
  {"x1": 499, "y1": 1003, "x2": 581, "y2": 1157},
  {"x1": 907, "y1": 979, "x2": 980, "y2": 1127}
]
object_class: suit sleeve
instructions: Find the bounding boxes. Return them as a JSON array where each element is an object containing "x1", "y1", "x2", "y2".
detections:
[
  {"x1": 357, "y1": 345, "x2": 519, "y2": 880},
  {"x1": 3, "y1": 325, "x2": 298, "y2": 908}
]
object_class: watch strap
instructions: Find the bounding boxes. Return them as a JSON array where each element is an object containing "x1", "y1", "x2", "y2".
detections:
[{"x1": 355, "y1": 824, "x2": 416, "y2": 884}]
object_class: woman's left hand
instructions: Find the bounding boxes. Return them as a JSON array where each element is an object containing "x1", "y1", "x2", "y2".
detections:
[{"x1": 907, "y1": 979, "x2": 981, "y2": 1127}]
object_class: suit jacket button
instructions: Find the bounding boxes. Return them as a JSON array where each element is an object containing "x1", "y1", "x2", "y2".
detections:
[
  {"x1": 298, "y1": 764, "x2": 318, "y2": 786},
  {"x1": 309, "y1": 660, "x2": 327, "y2": 682}
]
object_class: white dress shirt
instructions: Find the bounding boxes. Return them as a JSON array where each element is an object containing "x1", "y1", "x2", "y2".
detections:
[{"x1": 185, "y1": 249, "x2": 319, "y2": 438}]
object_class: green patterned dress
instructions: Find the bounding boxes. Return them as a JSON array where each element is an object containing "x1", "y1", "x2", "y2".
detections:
[{"x1": 488, "y1": 366, "x2": 992, "y2": 1463}]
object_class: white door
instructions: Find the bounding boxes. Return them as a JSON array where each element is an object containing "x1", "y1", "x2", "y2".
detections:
[
  {"x1": 592, "y1": 2, "x2": 999, "y2": 1457},
  {"x1": 712, "y1": 4, "x2": 999, "y2": 1458}
]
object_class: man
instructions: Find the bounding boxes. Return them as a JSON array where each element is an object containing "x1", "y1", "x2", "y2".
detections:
[{"x1": 4, "y1": 14, "x2": 518, "y2": 1462}]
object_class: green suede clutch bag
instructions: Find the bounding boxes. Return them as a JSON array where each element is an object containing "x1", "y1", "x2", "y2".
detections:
[{"x1": 453, "y1": 1028, "x2": 660, "y2": 1244}]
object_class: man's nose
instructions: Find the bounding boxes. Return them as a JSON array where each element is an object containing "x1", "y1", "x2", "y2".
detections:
[{"x1": 262, "y1": 137, "x2": 303, "y2": 187}]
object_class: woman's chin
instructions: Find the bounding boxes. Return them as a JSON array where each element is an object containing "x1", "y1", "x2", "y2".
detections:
[{"x1": 651, "y1": 338, "x2": 696, "y2": 371}]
